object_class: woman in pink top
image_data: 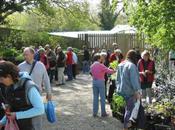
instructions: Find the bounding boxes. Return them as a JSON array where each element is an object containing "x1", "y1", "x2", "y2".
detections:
[{"x1": 90, "y1": 53, "x2": 115, "y2": 117}]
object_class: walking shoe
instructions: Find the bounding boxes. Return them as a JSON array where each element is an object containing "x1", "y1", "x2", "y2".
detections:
[
  {"x1": 101, "y1": 113, "x2": 109, "y2": 117},
  {"x1": 93, "y1": 114, "x2": 99, "y2": 118},
  {"x1": 56, "y1": 83, "x2": 65, "y2": 86},
  {"x1": 66, "y1": 79, "x2": 72, "y2": 81}
]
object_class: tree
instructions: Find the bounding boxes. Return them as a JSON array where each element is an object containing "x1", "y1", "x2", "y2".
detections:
[
  {"x1": 124, "y1": 0, "x2": 175, "y2": 50},
  {"x1": 0, "y1": 0, "x2": 54, "y2": 24},
  {"x1": 98, "y1": 0, "x2": 123, "y2": 30},
  {"x1": 1, "y1": 0, "x2": 98, "y2": 49}
]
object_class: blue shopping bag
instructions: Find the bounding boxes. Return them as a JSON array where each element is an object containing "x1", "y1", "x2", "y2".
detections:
[{"x1": 45, "y1": 101, "x2": 57, "y2": 123}]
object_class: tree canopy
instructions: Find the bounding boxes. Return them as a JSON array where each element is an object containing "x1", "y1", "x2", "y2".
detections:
[
  {"x1": 0, "y1": 0, "x2": 98, "y2": 49},
  {"x1": 124, "y1": 0, "x2": 175, "y2": 50},
  {"x1": 0, "y1": 0, "x2": 53, "y2": 24},
  {"x1": 98, "y1": 0, "x2": 123, "y2": 30}
]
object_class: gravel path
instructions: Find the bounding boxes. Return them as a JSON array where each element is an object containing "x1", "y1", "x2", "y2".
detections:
[{"x1": 43, "y1": 74, "x2": 123, "y2": 130}]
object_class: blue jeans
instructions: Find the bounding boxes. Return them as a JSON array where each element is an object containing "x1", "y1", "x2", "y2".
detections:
[
  {"x1": 124, "y1": 97, "x2": 135, "y2": 128},
  {"x1": 66, "y1": 64, "x2": 73, "y2": 80},
  {"x1": 92, "y1": 80, "x2": 106, "y2": 115},
  {"x1": 82, "y1": 60, "x2": 89, "y2": 73}
]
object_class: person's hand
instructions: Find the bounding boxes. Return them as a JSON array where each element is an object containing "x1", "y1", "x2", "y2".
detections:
[
  {"x1": 46, "y1": 93, "x2": 52, "y2": 101},
  {"x1": 140, "y1": 71, "x2": 146, "y2": 77},
  {"x1": 145, "y1": 70, "x2": 152, "y2": 74},
  {"x1": 6, "y1": 112, "x2": 16, "y2": 120},
  {"x1": 0, "y1": 122, "x2": 4, "y2": 129},
  {"x1": 113, "y1": 70, "x2": 116, "y2": 73},
  {"x1": 134, "y1": 92, "x2": 141, "y2": 100}
]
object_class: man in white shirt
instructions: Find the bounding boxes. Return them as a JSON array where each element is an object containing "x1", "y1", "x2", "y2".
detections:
[{"x1": 18, "y1": 47, "x2": 52, "y2": 100}]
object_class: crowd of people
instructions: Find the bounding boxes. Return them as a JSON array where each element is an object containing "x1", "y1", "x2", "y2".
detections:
[
  {"x1": 0, "y1": 44, "x2": 82, "y2": 130},
  {"x1": 34, "y1": 45, "x2": 79, "y2": 84},
  {"x1": 0, "y1": 43, "x2": 156, "y2": 130},
  {"x1": 90, "y1": 44, "x2": 155, "y2": 130}
]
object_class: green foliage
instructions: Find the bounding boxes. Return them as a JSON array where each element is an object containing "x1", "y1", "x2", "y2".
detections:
[
  {"x1": 2, "y1": 48, "x2": 18, "y2": 57},
  {"x1": 109, "y1": 60, "x2": 119, "y2": 69},
  {"x1": 98, "y1": 0, "x2": 117, "y2": 30},
  {"x1": 15, "y1": 53, "x2": 24, "y2": 61},
  {"x1": 111, "y1": 93, "x2": 126, "y2": 113},
  {"x1": 72, "y1": 48, "x2": 81, "y2": 54},
  {"x1": 0, "y1": 0, "x2": 52, "y2": 24},
  {"x1": 0, "y1": 0, "x2": 99, "y2": 50},
  {"x1": 98, "y1": 0, "x2": 122, "y2": 30},
  {"x1": 124, "y1": 0, "x2": 175, "y2": 50},
  {"x1": 145, "y1": 100, "x2": 175, "y2": 118}
]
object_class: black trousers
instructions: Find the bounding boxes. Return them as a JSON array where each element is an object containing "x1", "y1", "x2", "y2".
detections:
[
  {"x1": 55, "y1": 66, "x2": 58, "y2": 81},
  {"x1": 72, "y1": 64, "x2": 77, "y2": 79},
  {"x1": 108, "y1": 80, "x2": 116, "y2": 103},
  {"x1": 104, "y1": 74, "x2": 108, "y2": 98}
]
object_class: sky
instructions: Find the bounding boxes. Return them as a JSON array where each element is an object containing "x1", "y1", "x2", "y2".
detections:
[{"x1": 87, "y1": 0, "x2": 101, "y2": 13}]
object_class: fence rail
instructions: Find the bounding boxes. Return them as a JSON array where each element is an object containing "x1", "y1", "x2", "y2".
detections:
[{"x1": 78, "y1": 33, "x2": 145, "y2": 54}]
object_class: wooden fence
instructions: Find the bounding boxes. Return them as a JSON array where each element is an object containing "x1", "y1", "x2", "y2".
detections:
[{"x1": 78, "y1": 33, "x2": 145, "y2": 54}]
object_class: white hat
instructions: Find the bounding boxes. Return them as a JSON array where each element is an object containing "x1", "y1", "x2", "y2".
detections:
[
  {"x1": 100, "y1": 52, "x2": 107, "y2": 56},
  {"x1": 114, "y1": 49, "x2": 122, "y2": 54}
]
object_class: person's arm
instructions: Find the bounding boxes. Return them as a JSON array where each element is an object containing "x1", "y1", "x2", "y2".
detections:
[
  {"x1": 130, "y1": 64, "x2": 141, "y2": 92},
  {"x1": 116, "y1": 67, "x2": 121, "y2": 91},
  {"x1": 41, "y1": 63, "x2": 52, "y2": 100},
  {"x1": 101, "y1": 64, "x2": 115, "y2": 74},
  {"x1": 145, "y1": 61, "x2": 156, "y2": 75},
  {"x1": 0, "y1": 116, "x2": 6, "y2": 125},
  {"x1": 138, "y1": 61, "x2": 146, "y2": 77},
  {"x1": 15, "y1": 87, "x2": 44, "y2": 119}
]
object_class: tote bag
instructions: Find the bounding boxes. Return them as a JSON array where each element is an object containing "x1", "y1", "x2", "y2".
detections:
[{"x1": 45, "y1": 101, "x2": 57, "y2": 123}]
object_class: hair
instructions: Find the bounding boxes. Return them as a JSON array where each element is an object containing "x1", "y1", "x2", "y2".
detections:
[
  {"x1": 0, "y1": 61, "x2": 19, "y2": 82},
  {"x1": 118, "y1": 53, "x2": 124, "y2": 63},
  {"x1": 100, "y1": 52, "x2": 107, "y2": 57},
  {"x1": 45, "y1": 44, "x2": 50, "y2": 49},
  {"x1": 93, "y1": 53, "x2": 101, "y2": 61},
  {"x1": 57, "y1": 46, "x2": 62, "y2": 50},
  {"x1": 112, "y1": 43, "x2": 117, "y2": 46},
  {"x1": 38, "y1": 48, "x2": 45, "y2": 53},
  {"x1": 67, "y1": 47, "x2": 72, "y2": 51},
  {"x1": 114, "y1": 49, "x2": 122, "y2": 54},
  {"x1": 24, "y1": 47, "x2": 35, "y2": 54},
  {"x1": 141, "y1": 50, "x2": 150, "y2": 59},
  {"x1": 126, "y1": 50, "x2": 138, "y2": 65}
]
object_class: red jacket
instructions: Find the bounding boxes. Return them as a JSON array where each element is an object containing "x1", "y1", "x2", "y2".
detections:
[
  {"x1": 40, "y1": 53, "x2": 49, "y2": 70},
  {"x1": 138, "y1": 59, "x2": 155, "y2": 83},
  {"x1": 109, "y1": 53, "x2": 116, "y2": 63},
  {"x1": 66, "y1": 51, "x2": 73, "y2": 65}
]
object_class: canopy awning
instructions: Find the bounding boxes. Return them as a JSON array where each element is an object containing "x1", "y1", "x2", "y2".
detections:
[
  {"x1": 49, "y1": 31, "x2": 114, "y2": 38},
  {"x1": 49, "y1": 25, "x2": 137, "y2": 38}
]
